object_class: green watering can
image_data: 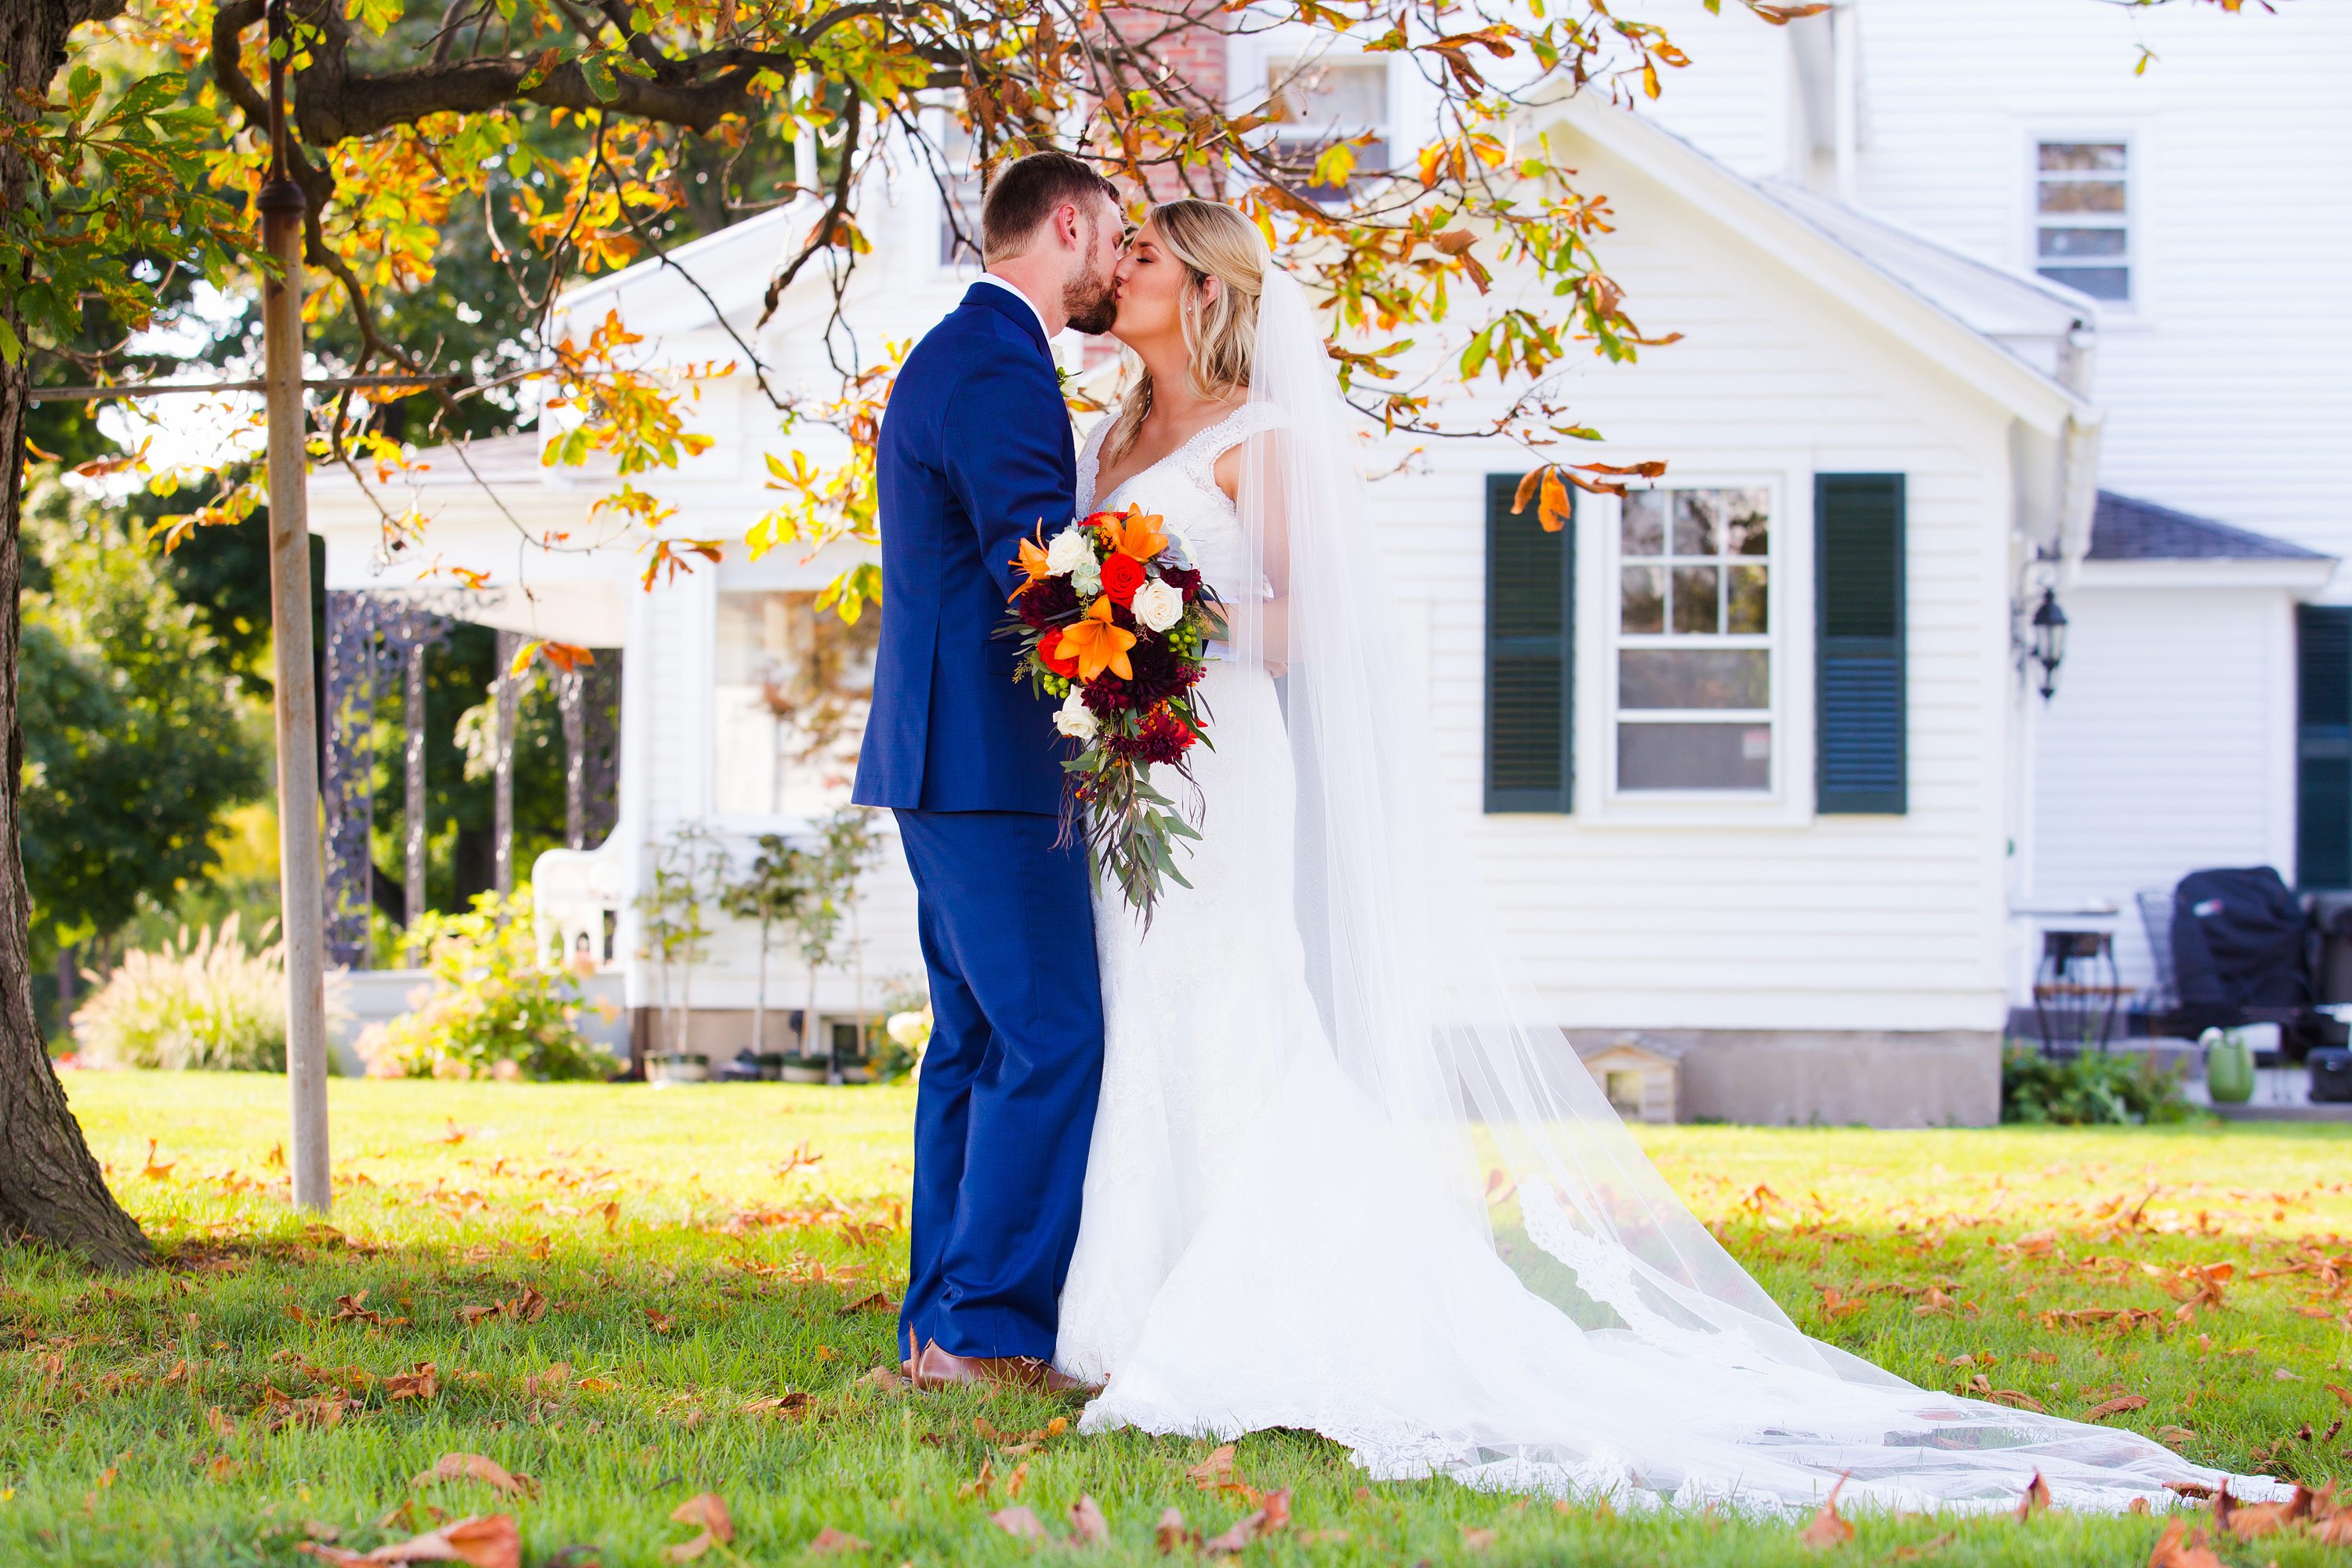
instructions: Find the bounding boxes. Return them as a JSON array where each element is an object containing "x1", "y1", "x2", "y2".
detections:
[{"x1": 2201, "y1": 1027, "x2": 2256, "y2": 1105}]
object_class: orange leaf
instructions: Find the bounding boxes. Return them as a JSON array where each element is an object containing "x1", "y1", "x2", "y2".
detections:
[
  {"x1": 2147, "y1": 1520, "x2": 2224, "y2": 1568},
  {"x1": 1537, "y1": 470, "x2": 1572, "y2": 533},
  {"x1": 1890, "y1": 1533, "x2": 1955, "y2": 1561},
  {"x1": 1186, "y1": 1445, "x2": 1238, "y2": 1492},
  {"x1": 410, "y1": 1454, "x2": 535, "y2": 1499},
  {"x1": 808, "y1": 1526, "x2": 869, "y2": 1554},
  {"x1": 1797, "y1": 1477, "x2": 1853, "y2": 1549},
  {"x1": 665, "y1": 1493, "x2": 735, "y2": 1562},
  {"x1": 1155, "y1": 1507, "x2": 1200, "y2": 1554},
  {"x1": 1510, "y1": 470, "x2": 1543, "y2": 516},
  {"x1": 1069, "y1": 1495, "x2": 1109, "y2": 1545},
  {"x1": 992, "y1": 1506, "x2": 1048, "y2": 1541},
  {"x1": 2013, "y1": 1470, "x2": 2051, "y2": 1522},
  {"x1": 296, "y1": 1514, "x2": 520, "y2": 1568},
  {"x1": 2084, "y1": 1394, "x2": 2149, "y2": 1421}
]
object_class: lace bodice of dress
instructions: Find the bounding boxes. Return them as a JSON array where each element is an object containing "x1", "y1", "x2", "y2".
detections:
[{"x1": 1076, "y1": 403, "x2": 1283, "y2": 601}]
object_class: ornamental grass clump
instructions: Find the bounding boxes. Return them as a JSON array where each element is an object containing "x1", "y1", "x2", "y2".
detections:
[
  {"x1": 70, "y1": 915, "x2": 289, "y2": 1071},
  {"x1": 359, "y1": 888, "x2": 612, "y2": 1082}
]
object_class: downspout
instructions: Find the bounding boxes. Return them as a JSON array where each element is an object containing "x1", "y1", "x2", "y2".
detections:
[{"x1": 2053, "y1": 320, "x2": 2103, "y2": 585}]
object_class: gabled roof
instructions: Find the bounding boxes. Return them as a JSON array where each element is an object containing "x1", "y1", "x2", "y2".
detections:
[
  {"x1": 1538, "y1": 94, "x2": 2097, "y2": 437},
  {"x1": 2088, "y1": 492, "x2": 2330, "y2": 562}
]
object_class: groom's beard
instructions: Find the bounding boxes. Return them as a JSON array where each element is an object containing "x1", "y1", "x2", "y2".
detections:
[{"x1": 1062, "y1": 254, "x2": 1119, "y2": 336}]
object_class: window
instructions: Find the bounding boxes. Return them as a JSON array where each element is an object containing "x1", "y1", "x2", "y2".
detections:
[
  {"x1": 2034, "y1": 141, "x2": 2131, "y2": 303},
  {"x1": 1266, "y1": 58, "x2": 1388, "y2": 201},
  {"x1": 938, "y1": 118, "x2": 985, "y2": 267},
  {"x1": 713, "y1": 590, "x2": 878, "y2": 818},
  {"x1": 1613, "y1": 488, "x2": 1773, "y2": 793}
]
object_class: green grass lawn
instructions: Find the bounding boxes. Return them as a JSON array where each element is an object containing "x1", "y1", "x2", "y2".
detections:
[{"x1": 7, "y1": 1073, "x2": 2352, "y2": 1565}]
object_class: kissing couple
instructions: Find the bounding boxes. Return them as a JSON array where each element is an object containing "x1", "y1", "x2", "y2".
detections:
[{"x1": 849, "y1": 151, "x2": 2281, "y2": 1515}]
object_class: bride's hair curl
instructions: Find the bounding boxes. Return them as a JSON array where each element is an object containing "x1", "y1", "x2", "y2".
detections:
[{"x1": 1102, "y1": 199, "x2": 1265, "y2": 466}]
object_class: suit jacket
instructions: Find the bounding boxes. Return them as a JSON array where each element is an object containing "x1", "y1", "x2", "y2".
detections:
[{"x1": 852, "y1": 283, "x2": 1076, "y2": 814}]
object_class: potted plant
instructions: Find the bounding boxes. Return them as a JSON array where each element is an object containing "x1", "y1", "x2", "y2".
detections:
[
  {"x1": 784, "y1": 806, "x2": 885, "y2": 1084},
  {"x1": 721, "y1": 832, "x2": 814, "y2": 1069}
]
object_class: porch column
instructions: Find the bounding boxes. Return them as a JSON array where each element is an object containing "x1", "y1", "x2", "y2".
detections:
[
  {"x1": 493, "y1": 629, "x2": 521, "y2": 897},
  {"x1": 321, "y1": 591, "x2": 379, "y2": 970},
  {"x1": 556, "y1": 663, "x2": 586, "y2": 851}
]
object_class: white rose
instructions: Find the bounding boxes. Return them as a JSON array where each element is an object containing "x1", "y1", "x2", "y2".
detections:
[
  {"x1": 1052, "y1": 688, "x2": 1099, "y2": 742},
  {"x1": 1131, "y1": 579, "x2": 1185, "y2": 633},
  {"x1": 1044, "y1": 525, "x2": 1092, "y2": 577}
]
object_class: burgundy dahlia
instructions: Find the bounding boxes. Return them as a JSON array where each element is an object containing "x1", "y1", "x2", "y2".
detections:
[
  {"x1": 1124, "y1": 637, "x2": 1200, "y2": 707},
  {"x1": 1160, "y1": 564, "x2": 1203, "y2": 602},
  {"x1": 1018, "y1": 576, "x2": 1079, "y2": 629}
]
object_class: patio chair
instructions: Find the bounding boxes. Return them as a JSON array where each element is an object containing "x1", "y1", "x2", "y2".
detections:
[{"x1": 2135, "y1": 887, "x2": 2179, "y2": 1015}]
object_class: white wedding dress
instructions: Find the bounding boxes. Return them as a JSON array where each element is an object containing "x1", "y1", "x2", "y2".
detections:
[{"x1": 1048, "y1": 341, "x2": 2284, "y2": 1514}]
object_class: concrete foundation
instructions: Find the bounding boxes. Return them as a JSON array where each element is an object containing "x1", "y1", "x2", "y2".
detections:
[{"x1": 1581, "y1": 1029, "x2": 2004, "y2": 1127}]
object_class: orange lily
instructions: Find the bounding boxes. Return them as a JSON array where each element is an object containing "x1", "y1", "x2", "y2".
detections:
[
  {"x1": 1007, "y1": 522, "x2": 1053, "y2": 602},
  {"x1": 1098, "y1": 505, "x2": 1168, "y2": 562},
  {"x1": 1054, "y1": 595, "x2": 1138, "y2": 682}
]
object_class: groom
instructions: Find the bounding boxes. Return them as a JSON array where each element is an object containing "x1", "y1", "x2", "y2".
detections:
[{"x1": 851, "y1": 153, "x2": 1125, "y2": 1390}]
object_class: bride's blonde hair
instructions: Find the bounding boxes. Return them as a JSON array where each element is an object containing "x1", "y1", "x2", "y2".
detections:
[{"x1": 1100, "y1": 199, "x2": 1265, "y2": 465}]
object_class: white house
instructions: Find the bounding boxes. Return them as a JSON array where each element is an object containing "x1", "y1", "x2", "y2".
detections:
[{"x1": 310, "y1": 0, "x2": 2350, "y2": 1121}]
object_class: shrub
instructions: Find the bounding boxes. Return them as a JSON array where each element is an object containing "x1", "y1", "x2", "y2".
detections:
[
  {"x1": 71, "y1": 916, "x2": 289, "y2": 1071},
  {"x1": 358, "y1": 889, "x2": 612, "y2": 1082},
  {"x1": 2001, "y1": 1043, "x2": 2191, "y2": 1126}
]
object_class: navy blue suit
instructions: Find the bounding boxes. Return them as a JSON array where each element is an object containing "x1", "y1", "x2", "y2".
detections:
[{"x1": 852, "y1": 283, "x2": 1104, "y2": 1361}]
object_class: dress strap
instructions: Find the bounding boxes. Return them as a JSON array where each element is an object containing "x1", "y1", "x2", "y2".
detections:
[{"x1": 1177, "y1": 402, "x2": 1287, "y2": 495}]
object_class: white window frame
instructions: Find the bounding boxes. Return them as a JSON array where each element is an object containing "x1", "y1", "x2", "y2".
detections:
[
  {"x1": 1225, "y1": 29, "x2": 1398, "y2": 198},
  {"x1": 1575, "y1": 466, "x2": 1816, "y2": 829},
  {"x1": 2021, "y1": 128, "x2": 2143, "y2": 322}
]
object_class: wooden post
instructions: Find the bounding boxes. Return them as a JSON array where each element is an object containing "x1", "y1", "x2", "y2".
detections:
[{"x1": 260, "y1": 0, "x2": 331, "y2": 1214}]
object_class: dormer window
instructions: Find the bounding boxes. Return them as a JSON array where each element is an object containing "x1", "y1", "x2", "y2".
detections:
[
  {"x1": 2034, "y1": 140, "x2": 2131, "y2": 304},
  {"x1": 1266, "y1": 57, "x2": 1388, "y2": 201}
]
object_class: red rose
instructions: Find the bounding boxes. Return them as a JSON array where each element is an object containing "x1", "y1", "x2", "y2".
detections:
[
  {"x1": 1100, "y1": 553, "x2": 1146, "y2": 608},
  {"x1": 1040, "y1": 637, "x2": 1080, "y2": 679}
]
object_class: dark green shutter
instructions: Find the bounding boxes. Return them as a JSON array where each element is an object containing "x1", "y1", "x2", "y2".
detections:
[
  {"x1": 2298, "y1": 605, "x2": 2352, "y2": 890},
  {"x1": 1815, "y1": 474, "x2": 1907, "y2": 815},
  {"x1": 1485, "y1": 474, "x2": 1573, "y2": 812}
]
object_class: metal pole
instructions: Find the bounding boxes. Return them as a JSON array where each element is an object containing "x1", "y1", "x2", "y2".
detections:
[{"x1": 260, "y1": 0, "x2": 330, "y2": 1214}]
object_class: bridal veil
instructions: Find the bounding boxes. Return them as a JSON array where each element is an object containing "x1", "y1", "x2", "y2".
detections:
[{"x1": 1179, "y1": 250, "x2": 2278, "y2": 1514}]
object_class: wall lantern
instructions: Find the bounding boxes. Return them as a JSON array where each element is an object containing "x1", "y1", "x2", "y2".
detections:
[{"x1": 2028, "y1": 586, "x2": 2068, "y2": 702}]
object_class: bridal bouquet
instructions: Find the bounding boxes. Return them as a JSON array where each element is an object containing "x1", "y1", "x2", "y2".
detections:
[{"x1": 1004, "y1": 505, "x2": 1218, "y2": 920}]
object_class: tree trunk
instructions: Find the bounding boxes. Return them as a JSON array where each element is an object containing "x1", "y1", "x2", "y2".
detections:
[{"x1": 0, "y1": 0, "x2": 151, "y2": 1273}]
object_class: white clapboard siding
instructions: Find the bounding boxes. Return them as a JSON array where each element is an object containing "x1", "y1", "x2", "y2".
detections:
[
  {"x1": 1641, "y1": 0, "x2": 2352, "y2": 569},
  {"x1": 2027, "y1": 578, "x2": 2299, "y2": 993}
]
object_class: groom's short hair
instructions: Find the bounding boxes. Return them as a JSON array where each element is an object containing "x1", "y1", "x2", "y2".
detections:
[{"x1": 982, "y1": 153, "x2": 1120, "y2": 265}]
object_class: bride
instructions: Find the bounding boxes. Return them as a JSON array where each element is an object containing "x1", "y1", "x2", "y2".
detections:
[{"x1": 1047, "y1": 197, "x2": 2281, "y2": 1516}]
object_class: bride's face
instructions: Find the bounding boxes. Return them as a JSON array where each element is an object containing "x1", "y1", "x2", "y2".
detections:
[{"x1": 1109, "y1": 219, "x2": 1205, "y2": 351}]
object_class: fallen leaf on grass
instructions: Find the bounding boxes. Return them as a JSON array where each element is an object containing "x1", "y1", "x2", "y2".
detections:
[
  {"x1": 856, "y1": 1366, "x2": 907, "y2": 1392},
  {"x1": 644, "y1": 1308, "x2": 677, "y2": 1334},
  {"x1": 2214, "y1": 1483, "x2": 2310, "y2": 1541},
  {"x1": 1186, "y1": 1445, "x2": 1237, "y2": 1492},
  {"x1": 411, "y1": 1454, "x2": 537, "y2": 1500},
  {"x1": 2147, "y1": 1519, "x2": 2225, "y2": 1568},
  {"x1": 993, "y1": 1507, "x2": 1048, "y2": 1541},
  {"x1": 387, "y1": 1363, "x2": 439, "y2": 1401},
  {"x1": 1069, "y1": 1495, "x2": 1109, "y2": 1545},
  {"x1": 1203, "y1": 1491, "x2": 1290, "y2": 1555},
  {"x1": 1156, "y1": 1508, "x2": 1200, "y2": 1554},
  {"x1": 142, "y1": 1138, "x2": 176, "y2": 1180},
  {"x1": 808, "y1": 1526, "x2": 869, "y2": 1554},
  {"x1": 433, "y1": 1120, "x2": 472, "y2": 1145},
  {"x1": 2084, "y1": 1394, "x2": 2149, "y2": 1421},
  {"x1": 838, "y1": 1292, "x2": 895, "y2": 1316},
  {"x1": 2014, "y1": 1470, "x2": 2051, "y2": 1522},
  {"x1": 663, "y1": 1494, "x2": 734, "y2": 1563},
  {"x1": 296, "y1": 1515, "x2": 520, "y2": 1568},
  {"x1": 1797, "y1": 1478, "x2": 1853, "y2": 1549},
  {"x1": 332, "y1": 1292, "x2": 383, "y2": 1327},
  {"x1": 1889, "y1": 1532, "x2": 1954, "y2": 1560},
  {"x1": 740, "y1": 1393, "x2": 811, "y2": 1419},
  {"x1": 2154, "y1": 1425, "x2": 2196, "y2": 1444},
  {"x1": 1460, "y1": 1525, "x2": 1497, "y2": 1551}
]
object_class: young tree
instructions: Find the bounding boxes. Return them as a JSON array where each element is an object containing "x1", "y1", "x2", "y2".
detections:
[{"x1": 719, "y1": 831, "x2": 811, "y2": 1058}]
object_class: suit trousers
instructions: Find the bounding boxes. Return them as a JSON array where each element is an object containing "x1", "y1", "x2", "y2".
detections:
[{"x1": 892, "y1": 808, "x2": 1104, "y2": 1360}]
